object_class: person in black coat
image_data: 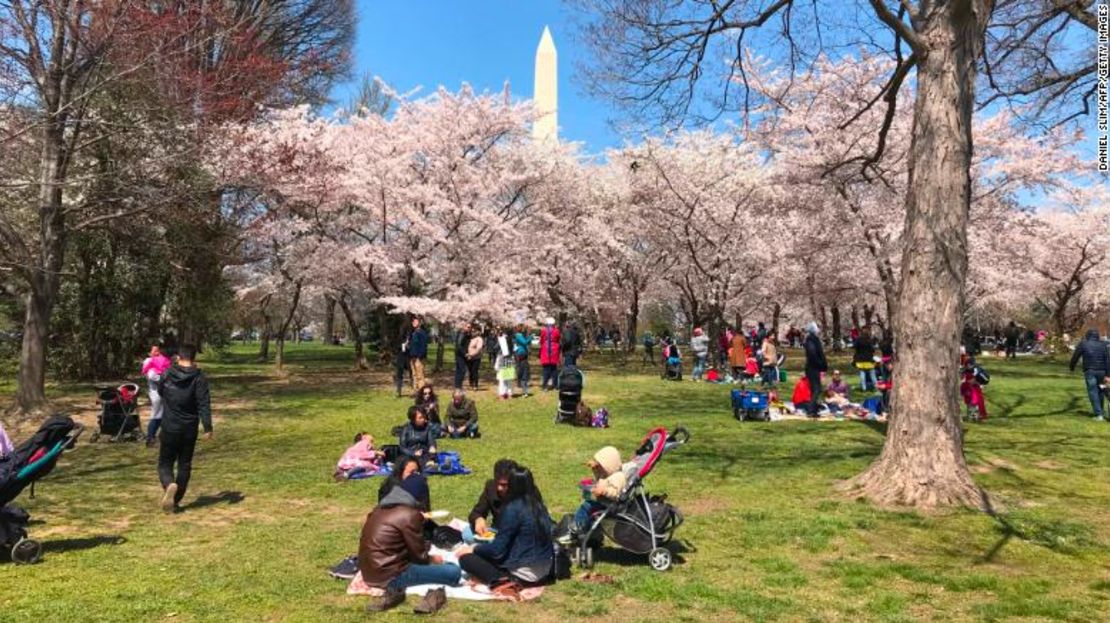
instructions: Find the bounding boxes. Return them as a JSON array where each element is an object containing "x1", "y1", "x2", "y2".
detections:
[
  {"x1": 1070, "y1": 329, "x2": 1109, "y2": 420},
  {"x1": 803, "y1": 322, "x2": 828, "y2": 418},
  {"x1": 561, "y1": 323, "x2": 582, "y2": 368}
]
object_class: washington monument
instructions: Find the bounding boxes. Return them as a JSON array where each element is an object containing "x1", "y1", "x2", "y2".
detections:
[{"x1": 533, "y1": 26, "x2": 557, "y2": 142}]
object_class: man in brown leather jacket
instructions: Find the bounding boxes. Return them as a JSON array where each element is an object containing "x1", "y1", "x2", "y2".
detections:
[{"x1": 358, "y1": 476, "x2": 460, "y2": 612}]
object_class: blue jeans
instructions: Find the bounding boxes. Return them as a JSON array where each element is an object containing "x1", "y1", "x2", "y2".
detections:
[
  {"x1": 692, "y1": 354, "x2": 707, "y2": 379},
  {"x1": 1085, "y1": 371, "x2": 1108, "y2": 417},
  {"x1": 859, "y1": 368, "x2": 877, "y2": 392},
  {"x1": 541, "y1": 364, "x2": 558, "y2": 389},
  {"x1": 575, "y1": 500, "x2": 606, "y2": 530},
  {"x1": 388, "y1": 562, "x2": 462, "y2": 590},
  {"x1": 454, "y1": 358, "x2": 467, "y2": 390},
  {"x1": 447, "y1": 422, "x2": 479, "y2": 438},
  {"x1": 146, "y1": 417, "x2": 162, "y2": 442}
]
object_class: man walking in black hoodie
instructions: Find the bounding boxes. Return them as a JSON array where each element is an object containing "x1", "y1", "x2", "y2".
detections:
[
  {"x1": 158, "y1": 344, "x2": 213, "y2": 512},
  {"x1": 1070, "y1": 329, "x2": 1109, "y2": 421}
]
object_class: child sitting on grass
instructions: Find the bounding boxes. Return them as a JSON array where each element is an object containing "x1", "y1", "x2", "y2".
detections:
[{"x1": 335, "y1": 432, "x2": 385, "y2": 480}]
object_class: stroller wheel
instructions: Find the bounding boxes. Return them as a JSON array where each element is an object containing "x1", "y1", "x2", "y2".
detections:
[
  {"x1": 89, "y1": 432, "x2": 100, "y2": 443},
  {"x1": 649, "y1": 546, "x2": 672, "y2": 572},
  {"x1": 582, "y1": 545, "x2": 595, "y2": 569},
  {"x1": 12, "y1": 538, "x2": 43, "y2": 565}
]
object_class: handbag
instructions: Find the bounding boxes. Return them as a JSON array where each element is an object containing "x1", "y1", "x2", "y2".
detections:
[{"x1": 496, "y1": 364, "x2": 516, "y2": 381}]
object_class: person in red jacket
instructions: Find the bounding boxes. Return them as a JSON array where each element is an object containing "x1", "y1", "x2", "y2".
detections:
[{"x1": 538, "y1": 317, "x2": 561, "y2": 391}]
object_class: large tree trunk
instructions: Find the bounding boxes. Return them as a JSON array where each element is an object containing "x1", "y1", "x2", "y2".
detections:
[
  {"x1": 831, "y1": 305, "x2": 842, "y2": 350},
  {"x1": 846, "y1": 1, "x2": 989, "y2": 509},
  {"x1": 275, "y1": 282, "x2": 303, "y2": 371},
  {"x1": 626, "y1": 288, "x2": 640, "y2": 353},
  {"x1": 771, "y1": 302, "x2": 782, "y2": 341},
  {"x1": 434, "y1": 323, "x2": 446, "y2": 372},
  {"x1": 338, "y1": 295, "x2": 369, "y2": 370},
  {"x1": 323, "y1": 294, "x2": 336, "y2": 345},
  {"x1": 12, "y1": 127, "x2": 67, "y2": 418}
]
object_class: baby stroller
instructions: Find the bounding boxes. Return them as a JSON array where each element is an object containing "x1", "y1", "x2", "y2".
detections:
[
  {"x1": 1, "y1": 415, "x2": 83, "y2": 564},
  {"x1": 571, "y1": 426, "x2": 689, "y2": 571},
  {"x1": 92, "y1": 382, "x2": 141, "y2": 442},
  {"x1": 731, "y1": 389, "x2": 770, "y2": 421},
  {"x1": 555, "y1": 365, "x2": 585, "y2": 424}
]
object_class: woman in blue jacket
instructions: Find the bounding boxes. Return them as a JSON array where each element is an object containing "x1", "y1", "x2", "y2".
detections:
[{"x1": 455, "y1": 466, "x2": 554, "y2": 600}]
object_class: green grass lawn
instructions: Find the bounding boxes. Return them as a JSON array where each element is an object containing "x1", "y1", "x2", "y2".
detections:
[{"x1": 2, "y1": 344, "x2": 1109, "y2": 622}]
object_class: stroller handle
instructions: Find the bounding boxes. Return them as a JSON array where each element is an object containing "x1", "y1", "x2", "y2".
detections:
[{"x1": 668, "y1": 426, "x2": 690, "y2": 445}]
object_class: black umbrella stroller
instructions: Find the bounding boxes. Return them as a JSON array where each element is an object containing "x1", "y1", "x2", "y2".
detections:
[
  {"x1": 571, "y1": 426, "x2": 690, "y2": 571},
  {"x1": 0, "y1": 415, "x2": 83, "y2": 564},
  {"x1": 91, "y1": 382, "x2": 141, "y2": 442},
  {"x1": 554, "y1": 365, "x2": 585, "y2": 424}
]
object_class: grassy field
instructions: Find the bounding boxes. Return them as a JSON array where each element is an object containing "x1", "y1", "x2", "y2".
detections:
[{"x1": 1, "y1": 343, "x2": 1108, "y2": 622}]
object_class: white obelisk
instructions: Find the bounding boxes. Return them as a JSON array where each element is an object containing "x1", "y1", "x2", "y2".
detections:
[{"x1": 533, "y1": 26, "x2": 558, "y2": 143}]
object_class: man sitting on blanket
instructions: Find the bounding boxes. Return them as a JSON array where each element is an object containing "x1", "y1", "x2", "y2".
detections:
[
  {"x1": 469, "y1": 459, "x2": 517, "y2": 536},
  {"x1": 358, "y1": 475, "x2": 460, "y2": 613}
]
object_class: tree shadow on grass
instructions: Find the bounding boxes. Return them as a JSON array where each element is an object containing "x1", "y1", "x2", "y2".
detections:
[
  {"x1": 41, "y1": 534, "x2": 126, "y2": 554},
  {"x1": 182, "y1": 490, "x2": 245, "y2": 510}
]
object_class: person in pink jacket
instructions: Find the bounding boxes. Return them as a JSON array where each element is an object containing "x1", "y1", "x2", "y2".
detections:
[
  {"x1": 538, "y1": 317, "x2": 561, "y2": 391},
  {"x1": 141, "y1": 345, "x2": 172, "y2": 447},
  {"x1": 335, "y1": 432, "x2": 385, "y2": 480}
]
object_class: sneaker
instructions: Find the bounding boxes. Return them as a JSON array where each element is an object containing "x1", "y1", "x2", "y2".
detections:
[
  {"x1": 1095, "y1": 415, "x2": 1106, "y2": 422},
  {"x1": 413, "y1": 587, "x2": 447, "y2": 614},
  {"x1": 160, "y1": 483, "x2": 177, "y2": 513},
  {"x1": 366, "y1": 586, "x2": 405, "y2": 612}
]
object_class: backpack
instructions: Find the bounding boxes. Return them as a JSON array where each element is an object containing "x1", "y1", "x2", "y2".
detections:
[{"x1": 973, "y1": 367, "x2": 990, "y2": 386}]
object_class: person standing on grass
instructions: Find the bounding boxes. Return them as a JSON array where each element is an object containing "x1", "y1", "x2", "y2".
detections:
[
  {"x1": 157, "y1": 344, "x2": 212, "y2": 513},
  {"x1": 454, "y1": 323, "x2": 472, "y2": 391},
  {"x1": 1069, "y1": 328, "x2": 1109, "y2": 421},
  {"x1": 803, "y1": 322, "x2": 828, "y2": 418},
  {"x1": 1004, "y1": 321, "x2": 1020, "y2": 359},
  {"x1": 466, "y1": 326, "x2": 485, "y2": 391},
  {"x1": 393, "y1": 327, "x2": 411, "y2": 399},
  {"x1": 538, "y1": 317, "x2": 561, "y2": 390},
  {"x1": 560, "y1": 321, "x2": 582, "y2": 368},
  {"x1": 408, "y1": 317, "x2": 429, "y2": 391},
  {"x1": 513, "y1": 324, "x2": 532, "y2": 397},
  {"x1": 141, "y1": 344, "x2": 172, "y2": 447},
  {"x1": 690, "y1": 327, "x2": 709, "y2": 381}
]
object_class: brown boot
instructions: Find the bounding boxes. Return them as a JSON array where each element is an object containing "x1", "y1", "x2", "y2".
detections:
[
  {"x1": 366, "y1": 587, "x2": 405, "y2": 612},
  {"x1": 413, "y1": 587, "x2": 447, "y2": 614}
]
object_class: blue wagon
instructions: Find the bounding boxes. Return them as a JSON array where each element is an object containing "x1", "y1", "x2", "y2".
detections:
[{"x1": 730, "y1": 389, "x2": 770, "y2": 422}]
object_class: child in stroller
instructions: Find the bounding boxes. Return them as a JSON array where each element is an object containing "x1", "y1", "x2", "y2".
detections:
[
  {"x1": 1, "y1": 415, "x2": 83, "y2": 564},
  {"x1": 558, "y1": 427, "x2": 690, "y2": 571}
]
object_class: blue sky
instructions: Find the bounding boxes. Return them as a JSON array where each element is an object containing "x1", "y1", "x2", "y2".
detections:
[{"x1": 333, "y1": 0, "x2": 622, "y2": 153}]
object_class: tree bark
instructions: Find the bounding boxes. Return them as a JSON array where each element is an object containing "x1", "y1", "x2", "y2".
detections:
[
  {"x1": 771, "y1": 302, "x2": 782, "y2": 342},
  {"x1": 831, "y1": 305, "x2": 842, "y2": 349},
  {"x1": 323, "y1": 294, "x2": 336, "y2": 345},
  {"x1": 275, "y1": 282, "x2": 303, "y2": 371},
  {"x1": 256, "y1": 294, "x2": 273, "y2": 363},
  {"x1": 626, "y1": 288, "x2": 640, "y2": 353},
  {"x1": 338, "y1": 295, "x2": 369, "y2": 370},
  {"x1": 846, "y1": 0, "x2": 990, "y2": 510}
]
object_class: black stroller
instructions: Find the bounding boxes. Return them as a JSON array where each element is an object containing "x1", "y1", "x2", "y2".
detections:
[
  {"x1": 554, "y1": 365, "x2": 585, "y2": 424},
  {"x1": 571, "y1": 426, "x2": 689, "y2": 571},
  {"x1": 91, "y1": 382, "x2": 142, "y2": 443},
  {"x1": 0, "y1": 415, "x2": 83, "y2": 564}
]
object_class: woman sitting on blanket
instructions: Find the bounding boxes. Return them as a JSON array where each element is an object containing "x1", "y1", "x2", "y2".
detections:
[
  {"x1": 334, "y1": 432, "x2": 386, "y2": 481},
  {"x1": 454, "y1": 466, "x2": 554, "y2": 601},
  {"x1": 359, "y1": 474, "x2": 461, "y2": 613},
  {"x1": 399, "y1": 405, "x2": 439, "y2": 470}
]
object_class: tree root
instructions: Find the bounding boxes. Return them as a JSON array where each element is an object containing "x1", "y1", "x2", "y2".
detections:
[{"x1": 839, "y1": 460, "x2": 992, "y2": 512}]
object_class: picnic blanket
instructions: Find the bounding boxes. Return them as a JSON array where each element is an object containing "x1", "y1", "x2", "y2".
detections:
[
  {"x1": 341, "y1": 546, "x2": 544, "y2": 601},
  {"x1": 337, "y1": 451, "x2": 472, "y2": 479}
]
